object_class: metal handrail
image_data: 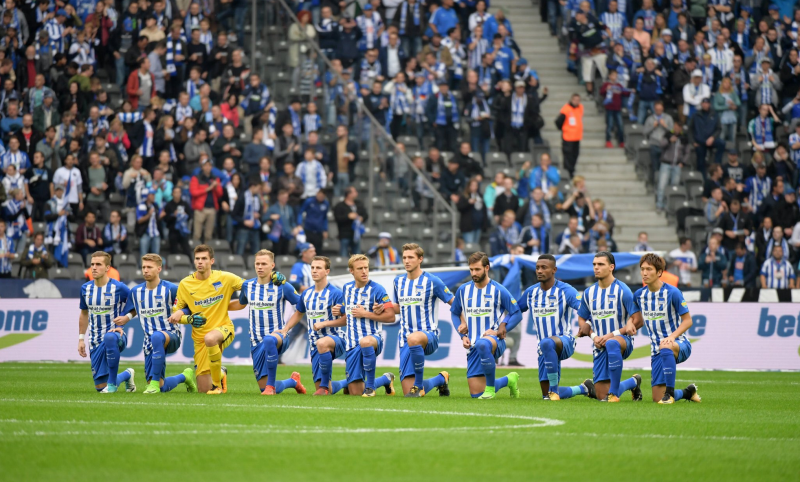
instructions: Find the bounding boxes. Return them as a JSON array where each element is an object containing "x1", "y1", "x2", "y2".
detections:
[{"x1": 267, "y1": 0, "x2": 460, "y2": 256}]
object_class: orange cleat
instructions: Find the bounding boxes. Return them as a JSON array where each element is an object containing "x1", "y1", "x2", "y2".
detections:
[
  {"x1": 313, "y1": 387, "x2": 330, "y2": 395},
  {"x1": 292, "y1": 372, "x2": 306, "y2": 394},
  {"x1": 262, "y1": 385, "x2": 276, "y2": 395}
]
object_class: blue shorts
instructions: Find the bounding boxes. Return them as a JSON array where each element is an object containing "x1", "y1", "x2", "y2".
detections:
[
  {"x1": 650, "y1": 339, "x2": 692, "y2": 387},
  {"x1": 251, "y1": 333, "x2": 291, "y2": 381},
  {"x1": 537, "y1": 335, "x2": 576, "y2": 383},
  {"x1": 144, "y1": 332, "x2": 182, "y2": 382},
  {"x1": 466, "y1": 335, "x2": 506, "y2": 379},
  {"x1": 592, "y1": 335, "x2": 634, "y2": 383},
  {"x1": 310, "y1": 334, "x2": 346, "y2": 383},
  {"x1": 344, "y1": 335, "x2": 384, "y2": 384},
  {"x1": 399, "y1": 331, "x2": 439, "y2": 379},
  {"x1": 89, "y1": 332, "x2": 127, "y2": 386}
]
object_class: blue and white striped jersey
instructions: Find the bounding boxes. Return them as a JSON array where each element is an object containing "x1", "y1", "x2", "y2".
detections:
[
  {"x1": 577, "y1": 278, "x2": 639, "y2": 352},
  {"x1": 79, "y1": 279, "x2": 130, "y2": 351},
  {"x1": 290, "y1": 261, "x2": 313, "y2": 291},
  {"x1": 342, "y1": 280, "x2": 391, "y2": 351},
  {"x1": 122, "y1": 280, "x2": 182, "y2": 355},
  {"x1": 634, "y1": 283, "x2": 690, "y2": 357},
  {"x1": 239, "y1": 278, "x2": 300, "y2": 348},
  {"x1": 760, "y1": 257, "x2": 795, "y2": 289},
  {"x1": 392, "y1": 271, "x2": 454, "y2": 347},
  {"x1": 450, "y1": 279, "x2": 520, "y2": 345},
  {"x1": 518, "y1": 280, "x2": 581, "y2": 342},
  {"x1": 296, "y1": 283, "x2": 345, "y2": 350}
]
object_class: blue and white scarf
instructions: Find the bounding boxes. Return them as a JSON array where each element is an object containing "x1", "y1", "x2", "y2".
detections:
[
  {"x1": 470, "y1": 97, "x2": 489, "y2": 127},
  {"x1": 2, "y1": 199, "x2": 27, "y2": 241},
  {"x1": 467, "y1": 35, "x2": 488, "y2": 70},
  {"x1": 27, "y1": 243, "x2": 47, "y2": 260},
  {"x1": 185, "y1": 12, "x2": 203, "y2": 30},
  {"x1": 390, "y1": 83, "x2": 410, "y2": 116},
  {"x1": 166, "y1": 37, "x2": 183, "y2": 75},
  {"x1": 243, "y1": 189, "x2": 261, "y2": 230},
  {"x1": 103, "y1": 223, "x2": 127, "y2": 253},
  {"x1": 412, "y1": 81, "x2": 432, "y2": 122},
  {"x1": 435, "y1": 92, "x2": 458, "y2": 125},
  {"x1": 511, "y1": 93, "x2": 527, "y2": 128},
  {"x1": 753, "y1": 116, "x2": 774, "y2": 145},
  {"x1": 356, "y1": 12, "x2": 382, "y2": 50},
  {"x1": 0, "y1": 235, "x2": 12, "y2": 274},
  {"x1": 637, "y1": 72, "x2": 663, "y2": 95},
  {"x1": 200, "y1": 30, "x2": 213, "y2": 54},
  {"x1": 303, "y1": 113, "x2": 322, "y2": 135},
  {"x1": 398, "y1": 1, "x2": 420, "y2": 35},
  {"x1": 352, "y1": 216, "x2": 365, "y2": 242},
  {"x1": 46, "y1": 195, "x2": 69, "y2": 267},
  {"x1": 601, "y1": 12, "x2": 625, "y2": 40},
  {"x1": 758, "y1": 69, "x2": 774, "y2": 105},
  {"x1": 289, "y1": 106, "x2": 301, "y2": 137}
]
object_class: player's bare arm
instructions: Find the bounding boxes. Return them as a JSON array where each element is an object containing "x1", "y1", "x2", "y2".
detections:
[
  {"x1": 228, "y1": 299, "x2": 246, "y2": 311},
  {"x1": 78, "y1": 309, "x2": 89, "y2": 357},
  {"x1": 313, "y1": 316, "x2": 347, "y2": 331}
]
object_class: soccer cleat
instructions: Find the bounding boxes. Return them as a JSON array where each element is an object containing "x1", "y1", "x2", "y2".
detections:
[
  {"x1": 602, "y1": 394, "x2": 621, "y2": 403},
  {"x1": 507, "y1": 372, "x2": 520, "y2": 398},
  {"x1": 143, "y1": 380, "x2": 160, "y2": 394},
  {"x1": 207, "y1": 385, "x2": 223, "y2": 395},
  {"x1": 658, "y1": 393, "x2": 675, "y2": 404},
  {"x1": 582, "y1": 379, "x2": 596, "y2": 399},
  {"x1": 362, "y1": 388, "x2": 376, "y2": 397},
  {"x1": 220, "y1": 366, "x2": 228, "y2": 394},
  {"x1": 125, "y1": 368, "x2": 136, "y2": 392},
  {"x1": 478, "y1": 387, "x2": 496, "y2": 399},
  {"x1": 684, "y1": 384, "x2": 701, "y2": 403},
  {"x1": 631, "y1": 374, "x2": 643, "y2": 401},
  {"x1": 313, "y1": 387, "x2": 330, "y2": 396},
  {"x1": 405, "y1": 386, "x2": 423, "y2": 397},
  {"x1": 104, "y1": 384, "x2": 118, "y2": 393},
  {"x1": 542, "y1": 395, "x2": 551, "y2": 400},
  {"x1": 384, "y1": 372, "x2": 395, "y2": 396},
  {"x1": 261, "y1": 385, "x2": 276, "y2": 395},
  {"x1": 547, "y1": 391, "x2": 561, "y2": 401},
  {"x1": 437, "y1": 371, "x2": 450, "y2": 397},
  {"x1": 291, "y1": 372, "x2": 306, "y2": 394},
  {"x1": 183, "y1": 368, "x2": 197, "y2": 393},
  {"x1": 99, "y1": 386, "x2": 109, "y2": 393}
]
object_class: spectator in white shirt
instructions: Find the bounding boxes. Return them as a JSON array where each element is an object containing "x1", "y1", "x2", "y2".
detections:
[{"x1": 669, "y1": 237, "x2": 698, "y2": 286}]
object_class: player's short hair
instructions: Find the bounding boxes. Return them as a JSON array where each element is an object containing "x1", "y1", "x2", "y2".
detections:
[
  {"x1": 254, "y1": 249, "x2": 275, "y2": 261},
  {"x1": 468, "y1": 251, "x2": 490, "y2": 267},
  {"x1": 312, "y1": 255, "x2": 331, "y2": 270},
  {"x1": 538, "y1": 253, "x2": 556, "y2": 265},
  {"x1": 639, "y1": 253, "x2": 665, "y2": 273},
  {"x1": 594, "y1": 251, "x2": 615, "y2": 268},
  {"x1": 401, "y1": 243, "x2": 424, "y2": 258},
  {"x1": 194, "y1": 244, "x2": 215, "y2": 259},
  {"x1": 91, "y1": 251, "x2": 112, "y2": 266},
  {"x1": 141, "y1": 253, "x2": 163, "y2": 267},
  {"x1": 348, "y1": 254, "x2": 369, "y2": 269}
]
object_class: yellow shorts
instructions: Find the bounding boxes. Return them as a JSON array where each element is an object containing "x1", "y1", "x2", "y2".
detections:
[{"x1": 193, "y1": 323, "x2": 235, "y2": 375}]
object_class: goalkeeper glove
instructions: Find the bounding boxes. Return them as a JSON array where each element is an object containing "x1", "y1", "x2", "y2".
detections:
[
  {"x1": 271, "y1": 271, "x2": 286, "y2": 286},
  {"x1": 188, "y1": 313, "x2": 207, "y2": 328}
]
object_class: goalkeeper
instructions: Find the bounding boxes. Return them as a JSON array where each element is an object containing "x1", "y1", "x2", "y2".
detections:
[{"x1": 168, "y1": 244, "x2": 245, "y2": 395}]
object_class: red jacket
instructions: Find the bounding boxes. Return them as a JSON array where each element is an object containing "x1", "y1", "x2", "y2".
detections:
[
  {"x1": 190, "y1": 174, "x2": 223, "y2": 211},
  {"x1": 126, "y1": 70, "x2": 156, "y2": 110}
]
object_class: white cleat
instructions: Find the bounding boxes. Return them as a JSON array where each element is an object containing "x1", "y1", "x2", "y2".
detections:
[
  {"x1": 125, "y1": 368, "x2": 137, "y2": 393},
  {"x1": 99, "y1": 386, "x2": 109, "y2": 393}
]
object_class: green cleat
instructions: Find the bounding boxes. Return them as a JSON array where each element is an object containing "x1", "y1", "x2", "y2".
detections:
[
  {"x1": 104, "y1": 384, "x2": 118, "y2": 393},
  {"x1": 183, "y1": 368, "x2": 197, "y2": 393},
  {"x1": 478, "y1": 387, "x2": 496, "y2": 399},
  {"x1": 143, "y1": 380, "x2": 160, "y2": 394},
  {"x1": 507, "y1": 372, "x2": 520, "y2": 398}
]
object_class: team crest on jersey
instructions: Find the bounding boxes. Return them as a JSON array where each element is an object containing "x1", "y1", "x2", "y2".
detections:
[
  {"x1": 681, "y1": 300, "x2": 687, "y2": 307},
  {"x1": 576, "y1": 293, "x2": 582, "y2": 300},
  {"x1": 444, "y1": 287, "x2": 451, "y2": 294},
  {"x1": 212, "y1": 281, "x2": 223, "y2": 291}
]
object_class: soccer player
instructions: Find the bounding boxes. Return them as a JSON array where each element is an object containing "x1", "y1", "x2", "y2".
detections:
[
  {"x1": 332, "y1": 254, "x2": 397, "y2": 397},
  {"x1": 576, "y1": 251, "x2": 644, "y2": 402},
  {"x1": 77, "y1": 251, "x2": 133, "y2": 393},
  {"x1": 168, "y1": 244, "x2": 244, "y2": 394},
  {"x1": 228, "y1": 249, "x2": 307, "y2": 395},
  {"x1": 112, "y1": 253, "x2": 197, "y2": 394},
  {"x1": 383, "y1": 243, "x2": 453, "y2": 397},
  {"x1": 282, "y1": 255, "x2": 350, "y2": 395},
  {"x1": 635, "y1": 253, "x2": 701, "y2": 404},
  {"x1": 450, "y1": 252, "x2": 522, "y2": 399},
  {"x1": 517, "y1": 254, "x2": 596, "y2": 400}
]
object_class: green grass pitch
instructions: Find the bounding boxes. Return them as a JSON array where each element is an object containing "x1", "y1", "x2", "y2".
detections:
[{"x1": 1, "y1": 363, "x2": 799, "y2": 481}]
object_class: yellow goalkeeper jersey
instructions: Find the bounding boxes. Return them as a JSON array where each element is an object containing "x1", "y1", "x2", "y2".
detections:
[{"x1": 176, "y1": 270, "x2": 244, "y2": 339}]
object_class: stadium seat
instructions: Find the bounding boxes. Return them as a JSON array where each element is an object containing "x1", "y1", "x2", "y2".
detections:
[
  {"x1": 67, "y1": 252, "x2": 82, "y2": 267},
  {"x1": 208, "y1": 239, "x2": 231, "y2": 254},
  {"x1": 51, "y1": 268, "x2": 71, "y2": 279},
  {"x1": 687, "y1": 185, "x2": 705, "y2": 202},
  {"x1": 167, "y1": 254, "x2": 191, "y2": 269},
  {"x1": 69, "y1": 265, "x2": 87, "y2": 280},
  {"x1": 218, "y1": 254, "x2": 245, "y2": 270},
  {"x1": 321, "y1": 238, "x2": 339, "y2": 254},
  {"x1": 397, "y1": 135, "x2": 418, "y2": 148},
  {"x1": 510, "y1": 152, "x2": 532, "y2": 168},
  {"x1": 435, "y1": 242, "x2": 452, "y2": 259},
  {"x1": 116, "y1": 253, "x2": 138, "y2": 267},
  {"x1": 464, "y1": 242, "x2": 481, "y2": 253},
  {"x1": 685, "y1": 216, "x2": 709, "y2": 243},
  {"x1": 330, "y1": 256, "x2": 348, "y2": 271},
  {"x1": 487, "y1": 152, "x2": 509, "y2": 168},
  {"x1": 666, "y1": 186, "x2": 688, "y2": 215},
  {"x1": 276, "y1": 255, "x2": 295, "y2": 271},
  {"x1": 681, "y1": 171, "x2": 704, "y2": 194}
]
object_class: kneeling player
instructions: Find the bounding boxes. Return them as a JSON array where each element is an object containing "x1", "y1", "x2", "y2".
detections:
[
  {"x1": 78, "y1": 251, "x2": 134, "y2": 393},
  {"x1": 113, "y1": 254, "x2": 197, "y2": 394},
  {"x1": 577, "y1": 252, "x2": 644, "y2": 402},
  {"x1": 282, "y1": 256, "x2": 348, "y2": 395},
  {"x1": 635, "y1": 254, "x2": 701, "y2": 404},
  {"x1": 230, "y1": 249, "x2": 306, "y2": 395},
  {"x1": 333, "y1": 254, "x2": 397, "y2": 397},
  {"x1": 450, "y1": 252, "x2": 521, "y2": 399},
  {"x1": 518, "y1": 254, "x2": 594, "y2": 400}
]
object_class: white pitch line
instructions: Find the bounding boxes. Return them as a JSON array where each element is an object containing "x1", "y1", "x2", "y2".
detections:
[
  {"x1": 548, "y1": 431, "x2": 799, "y2": 443},
  {"x1": 675, "y1": 379, "x2": 800, "y2": 385}
]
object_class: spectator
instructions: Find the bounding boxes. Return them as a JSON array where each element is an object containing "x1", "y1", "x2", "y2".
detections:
[
  {"x1": 266, "y1": 189, "x2": 300, "y2": 255},
  {"x1": 656, "y1": 123, "x2": 690, "y2": 212},
  {"x1": 519, "y1": 213, "x2": 549, "y2": 255},
  {"x1": 0, "y1": 219, "x2": 13, "y2": 277},
  {"x1": 489, "y1": 210, "x2": 520, "y2": 256},
  {"x1": 504, "y1": 80, "x2": 536, "y2": 155},
  {"x1": 102, "y1": 209, "x2": 129, "y2": 257},
  {"x1": 774, "y1": 186, "x2": 800, "y2": 234},
  {"x1": 410, "y1": 155, "x2": 436, "y2": 212},
  {"x1": 367, "y1": 232, "x2": 399, "y2": 268},
  {"x1": 682, "y1": 69, "x2": 710, "y2": 119},
  {"x1": 296, "y1": 148, "x2": 327, "y2": 200},
  {"x1": 669, "y1": 237, "x2": 698, "y2": 287},
  {"x1": 20, "y1": 231, "x2": 53, "y2": 278},
  {"x1": 569, "y1": 7, "x2": 607, "y2": 95},
  {"x1": 555, "y1": 93, "x2": 583, "y2": 178},
  {"x1": 212, "y1": 124, "x2": 244, "y2": 169},
  {"x1": 454, "y1": 142, "x2": 484, "y2": 180},
  {"x1": 329, "y1": 124, "x2": 358, "y2": 198},
  {"x1": 705, "y1": 186, "x2": 727, "y2": 224},
  {"x1": 163, "y1": 187, "x2": 192, "y2": 257},
  {"x1": 467, "y1": 89, "x2": 492, "y2": 162},
  {"x1": 298, "y1": 189, "x2": 330, "y2": 251},
  {"x1": 719, "y1": 198, "x2": 753, "y2": 253},
  {"x1": 689, "y1": 97, "x2": 726, "y2": 175},
  {"x1": 136, "y1": 189, "x2": 163, "y2": 258},
  {"x1": 633, "y1": 231, "x2": 654, "y2": 251},
  {"x1": 426, "y1": 80, "x2": 459, "y2": 153},
  {"x1": 769, "y1": 145, "x2": 795, "y2": 183},
  {"x1": 274, "y1": 122, "x2": 302, "y2": 174},
  {"x1": 334, "y1": 186, "x2": 368, "y2": 256},
  {"x1": 699, "y1": 236, "x2": 729, "y2": 287},
  {"x1": 455, "y1": 177, "x2": 488, "y2": 244},
  {"x1": 600, "y1": 69, "x2": 629, "y2": 148},
  {"x1": 483, "y1": 172, "x2": 505, "y2": 211},
  {"x1": 518, "y1": 186, "x2": 552, "y2": 229},
  {"x1": 636, "y1": 59, "x2": 665, "y2": 124},
  {"x1": 184, "y1": 128, "x2": 213, "y2": 168},
  {"x1": 743, "y1": 163, "x2": 771, "y2": 213},
  {"x1": 557, "y1": 216, "x2": 584, "y2": 252},
  {"x1": 747, "y1": 104, "x2": 780, "y2": 156},
  {"x1": 75, "y1": 211, "x2": 103, "y2": 265},
  {"x1": 52, "y1": 153, "x2": 83, "y2": 216},
  {"x1": 190, "y1": 159, "x2": 222, "y2": 242},
  {"x1": 727, "y1": 242, "x2": 757, "y2": 288},
  {"x1": 220, "y1": 172, "x2": 241, "y2": 245},
  {"x1": 713, "y1": 77, "x2": 741, "y2": 142},
  {"x1": 560, "y1": 232, "x2": 584, "y2": 254},
  {"x1": 492, "y1": 175, "x2": 520, "y2": 221},
  {"x1": 127, "y1": 57, "x2": 155, "y2": 111},
  {"x1": 24, "y1": 151, "x2": 51, "y2": 222},
  {"x1": 439, "y1": 157, "x2": 466, "y2": 198},
  {"x1": 760, "y1": 244, "x2": 795, "y2": 288},
  {"x1": 643, "y1": 101, "x2": 674, "y2": 182},
  {"x1": 232, "y1": 176, "x2": 263, "y2": 256}
]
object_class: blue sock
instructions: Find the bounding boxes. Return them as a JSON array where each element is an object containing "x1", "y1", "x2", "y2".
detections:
[
  {"x1": 660, "y1": 348, "x2": 677, "y2": 390},
  {"x1": 104, "y1": 332, "x2": 121, "y2": 386},
  {"x1": 540, "y1": 338, "x2": 560, "y2": 393},
  {"x1": 150, "y1": 332, "x2": 167, "y2": 384},
  {"x1": 331, "y1": 379, "x2": 347, "y2": 394},
  {"x1": 263, "y1": 336, "x2": 279, "y2": 387},
  {"x1": 495, "y1": 376, "x2": 508, "y2": 391},
  {"x1": 557, "y1": 386, "x2": 579, "y2": 399},
  {"x1": 319, "y1": 351, "x2": 333, "y2": 389},
  {"x1": 476, "y1": 339, "x2": 496, "y2": 387},
  {"x1": 618, "y1": 377, "x2": 637, "y2": 394},
  {"x1": 362, "y1": 345, "x2": 376, "y2": 389},
  {"x1": 117, "y1": 369, "x2": 131, "y2": 384},
  {"x1": 470, "y1": 392, "x2": 482, "y2": 398},
  {"x1": 409, "y1": 344, "x2": 425, "y2": 387},
  {"x1": 160, "y1": 374, "x2": 185, "y2": 392},
  {"x1": 422, "y1": 374, "x2": 445, "y2": 394},
  {"x1": 675, "y1": 388, "x2": 685, "y2": 400},
  {"x1": 374, "y1": 374, "x2": 389, "y2": 388},
  {"x1": 275, "y1": 377, "x2": 297, "y2": 394},
  {"x1": 606, "y1": 339, "x2": 623, "y2": 396}
]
